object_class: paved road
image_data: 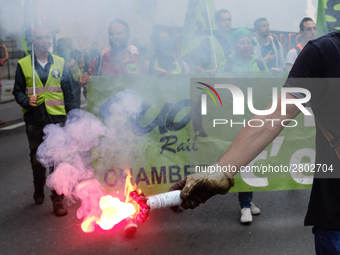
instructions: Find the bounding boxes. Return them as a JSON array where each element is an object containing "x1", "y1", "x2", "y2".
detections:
[{"x1": 0, "y1": 92, "x2": 315, "y2": 255}]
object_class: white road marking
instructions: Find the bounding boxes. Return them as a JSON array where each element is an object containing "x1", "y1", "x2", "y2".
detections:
[{"x1": 0, "y1": 122, "x2": 25, "y2": 130}]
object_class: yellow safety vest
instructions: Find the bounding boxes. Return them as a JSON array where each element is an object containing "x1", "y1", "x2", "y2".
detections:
[{"x1": 18, "y1": 54, "x2": 66, "y2": 116}]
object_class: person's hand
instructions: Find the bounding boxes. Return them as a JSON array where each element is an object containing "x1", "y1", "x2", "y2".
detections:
[
  {"x1": 206, "y1": 68, "x2": 217, "y2": 77},
  {"x1": 270, "y1": 67, "x2": 282, "y2": 75},
  {"x1": 153, "y1": 67, "x2": 167, "y2": 76},
  {"x1": 194, "y1": 66, "x2": 207, "y2": 73},
  {"x1": 1, "y1": 44, "x2": 7, "y2": 51},
  {"x1": 79, "y1": 72, "x2": 91, "y2": 86},
  {"x1": 169, "y1": 163, "x2": 234, "y2": 210},
  {"x1": 29, "y1": 95, "x2": 39, "y2": 107},
  {"x1": 264, "y1": 50, "x2": 274, "y2": 62}
]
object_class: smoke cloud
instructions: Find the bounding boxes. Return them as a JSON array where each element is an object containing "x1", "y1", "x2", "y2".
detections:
[{"x1": 37, "y1": 90, "x2": 144, "y2": 203}]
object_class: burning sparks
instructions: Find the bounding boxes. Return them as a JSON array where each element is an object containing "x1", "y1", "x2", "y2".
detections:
[{"x1": 96, "y1": 195, "x2": 136, "y2": 230}]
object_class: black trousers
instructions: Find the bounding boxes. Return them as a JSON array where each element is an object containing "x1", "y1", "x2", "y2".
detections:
[
  {"x1": 25, "y1": 123, "x2": 47, "y2": 192},
  {"x1": 25, "y1": 122, "x2": 64, "y2": 192}
]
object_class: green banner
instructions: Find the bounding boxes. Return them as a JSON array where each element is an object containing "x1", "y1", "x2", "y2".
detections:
[
  {"x1": 317, "y1": 0, "x2": 340, "y2": 36},
  {"x1": 87, "y1": 74, "x2": 313, "y2": 195}
]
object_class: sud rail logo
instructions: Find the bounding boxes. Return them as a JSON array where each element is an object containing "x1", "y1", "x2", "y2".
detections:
[{"x1": 196, "y1": 81, "x2": 312, "y2": 128}]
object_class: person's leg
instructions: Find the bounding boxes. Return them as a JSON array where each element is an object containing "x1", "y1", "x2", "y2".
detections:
[
  {"x1": 238, "y1": 192, "x2": 253, "y2": 208},
  {"x1": 238, "y1": 192, "x2": 253, "y2": 223},
  {"x1": 313, "y1": 226, "x2": 340, "y2": 255},
  {"x1": 48, "y1": 121, "x2": 68, "y2": 216},
  {"x1": 25, "y1": 124, "x2": 46, "y2": 204}
]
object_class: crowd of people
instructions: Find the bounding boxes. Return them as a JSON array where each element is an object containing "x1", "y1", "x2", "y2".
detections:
[{"x1": 74, "y1": 13, "x2": 317, "y2": 84}]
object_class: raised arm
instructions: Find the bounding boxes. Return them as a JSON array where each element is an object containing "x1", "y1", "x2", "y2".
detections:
[{"x1": 171, "y1": 93, "x2": 302, "y2": 209}]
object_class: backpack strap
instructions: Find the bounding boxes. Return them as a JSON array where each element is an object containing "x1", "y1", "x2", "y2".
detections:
[
  {"x1": 294, "y1": 43, "x2": 303, "y2": 55},
  {"x1": 315, "y1": 118, "x2": 340, "y2": 159}
]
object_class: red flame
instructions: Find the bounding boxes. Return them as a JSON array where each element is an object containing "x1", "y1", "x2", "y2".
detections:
[{"x1": 77, "y1": 170, "x2": 140, "y2": 233}]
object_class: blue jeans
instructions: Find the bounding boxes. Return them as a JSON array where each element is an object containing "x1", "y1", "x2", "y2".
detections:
[
  {"x1": 238, "y1": 192, "x2": 253, "y2": 208},
  {"x1": 313, "y1": 226, "x2": 340, "y2": 254}
]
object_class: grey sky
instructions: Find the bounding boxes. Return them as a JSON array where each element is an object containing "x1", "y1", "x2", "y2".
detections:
[
  {"x1": 214, "y1": 0, "x2": 318, "y2": 32},
  {"x1": 0, "y1": 0, "x2": 319, "y2": 49}
]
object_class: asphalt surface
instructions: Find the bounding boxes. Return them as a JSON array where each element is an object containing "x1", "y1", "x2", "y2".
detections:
[{"x1": 0, "y1": 82, "x2": 315, "y2": 255}]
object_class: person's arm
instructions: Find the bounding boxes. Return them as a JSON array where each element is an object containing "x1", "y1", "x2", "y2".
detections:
[
  {"x1": 285, "y1": 63, "x2": 293, "y2": 71},
  {"x1": 284, "y1": 49, "x2": 297, "y2": 71},
  {"x1": 12, "y1": 64, "x2": 31, "y2": 109},
  {"x1": 172, "y1": 93, "x2": 301, "y2": 209},
  {"x1": 218, "y1": 93, "x2": 301, "y2": 173},
  {"x1": 0, "y1": 44, "x2": 9, "y2": 65},
  {"x1": 79, "y1": 57, "x2": 96, "y2": 86},
  {"x1": 172, "y1": 40, "x2": 323, "y2": 209}
]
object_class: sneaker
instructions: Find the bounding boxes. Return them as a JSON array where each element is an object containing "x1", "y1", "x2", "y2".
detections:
[
  {"x1": 240, "y1": 208, "x2": 252, "y2": 223},
  {"x1": 250, "y1": 202, "x2": 261, "y2": 215}
]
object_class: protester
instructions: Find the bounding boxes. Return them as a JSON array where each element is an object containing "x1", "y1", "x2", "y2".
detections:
[
  {"x1": 12, "y1": 26, "x2": 76, "y2": 216},
  {"x1": 285, "y1": 17, "x2": 317, "y2": 71},
  {"x1": 171, "y1": 29, "x2": 340, "y2": 254},
  {"x1": 182, "y1": 9, "x2": 231, "y2": 75},
  {"x1": 79, "y1": 19, "x2": 147, "y2": 88},
  {"x1": 219, "y1": 28, "x2": 267, "y2": 73},
  {"x1": 214, "y1": 9, "x2": 233, "y2": 59},
  {"x1": 0, "y1": 43, "x2": 9, "y2": 125},
  {"x1": 219, "y1": 28, "x2": 263, "y2": 223},
  {"x1": 253, "y1": 17, "x2": 285, "y2": 72},
  {"x1": 149, "y1": 27, "x2": 190, "y2": 75}
]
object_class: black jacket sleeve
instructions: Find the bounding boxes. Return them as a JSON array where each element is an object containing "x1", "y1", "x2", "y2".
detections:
[{"x1": 13, "y1": 63, "x2": 31, "y2": 109}]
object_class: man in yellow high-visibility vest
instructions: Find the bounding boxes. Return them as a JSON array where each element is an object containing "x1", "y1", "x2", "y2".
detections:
[{"x1": 13, "y1": 26, "x2": 77, "y2": 217}]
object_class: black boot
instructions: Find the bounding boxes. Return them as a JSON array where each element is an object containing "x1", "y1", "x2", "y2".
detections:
[
  {"x1": 33, "y1": 189, "x2": 45, "y2": 204},
  {"x1": 50, "y1": 191, "x2": 68, "y2": 217},
  {"x1": 31, "y1": 150, "x2": 46, "y2": 204}
]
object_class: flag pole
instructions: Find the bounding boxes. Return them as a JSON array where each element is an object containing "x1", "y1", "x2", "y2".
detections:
[
  {"x1": 30, "y1": 17, "x2": 36, "y2": 96},
  {"x1": 32, "y1": 41, "x2": 36, "y2": 96},
  {"x1": 205, "y1": 0, "x2": 217, "y2": 69}
]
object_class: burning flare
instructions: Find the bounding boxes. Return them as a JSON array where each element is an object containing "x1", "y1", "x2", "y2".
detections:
[
  {"x1": 76, "y1": 169, "x2": 181, "y2": 233},
  {"x1": 77, "y1": 170, "x2": 141, "y2": 233}
]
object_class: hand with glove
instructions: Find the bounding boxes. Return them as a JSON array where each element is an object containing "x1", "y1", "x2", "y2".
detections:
[{"x1": 169, "y1": 163, "x2": 234, "y2": 210}]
